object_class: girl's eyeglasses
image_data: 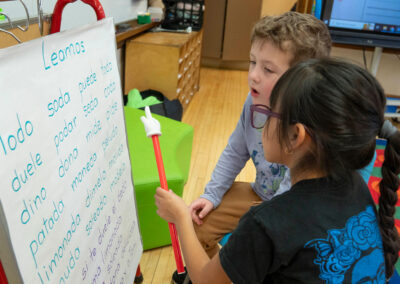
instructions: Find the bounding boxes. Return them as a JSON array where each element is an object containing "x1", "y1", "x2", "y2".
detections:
[
  {"x1": 250, "y1": 104, "x2": 315, "y2": 140},
  {"x1": 250, "y1": 104, "x2": 281, "y2": 129}
]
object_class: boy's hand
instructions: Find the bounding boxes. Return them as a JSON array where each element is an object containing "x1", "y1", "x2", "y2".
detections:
[
  {"x1": 189, "y1": 198, "x2": 214, "y2": 225},
  {"x1": 155, "y1": 187, "x2": 189, "y2": 224}
]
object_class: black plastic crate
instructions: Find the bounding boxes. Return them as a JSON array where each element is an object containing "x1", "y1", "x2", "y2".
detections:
[{"x1": 162, "y1": 0, "x2": 204, "y2": 31}]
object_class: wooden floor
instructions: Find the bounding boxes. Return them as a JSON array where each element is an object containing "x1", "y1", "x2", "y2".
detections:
[{"x1": 138, "y1": 67, "x2": 255, "y2": 283}]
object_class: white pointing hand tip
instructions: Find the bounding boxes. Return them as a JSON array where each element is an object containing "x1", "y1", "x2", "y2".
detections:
[{"x1": 140, "y1": 106, "x2": 161, "y2": 137}]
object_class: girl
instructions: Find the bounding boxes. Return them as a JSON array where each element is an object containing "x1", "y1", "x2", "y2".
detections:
[{"x1": 155, "y1": 58, "x2": 400, "y2": 283}]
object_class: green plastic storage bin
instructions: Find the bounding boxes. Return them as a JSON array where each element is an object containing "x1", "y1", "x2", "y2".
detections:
[{"x1": 124, "y1": 107, "x2": 193, "y2": 250}]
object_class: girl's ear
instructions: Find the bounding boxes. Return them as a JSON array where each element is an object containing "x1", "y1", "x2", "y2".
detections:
[{"x1": 288, "y1": 123, "x2": 307, "y2": 151}]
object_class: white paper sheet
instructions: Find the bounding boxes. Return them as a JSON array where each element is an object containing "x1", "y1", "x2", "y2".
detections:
[{"x1": 0, "y1": 18, "x2": 142, "y2": 284}]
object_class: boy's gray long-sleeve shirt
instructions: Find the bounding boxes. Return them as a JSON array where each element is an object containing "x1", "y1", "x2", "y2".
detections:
[{"x1": 200, "y1": 94, "x2": 291, "y2": 208}]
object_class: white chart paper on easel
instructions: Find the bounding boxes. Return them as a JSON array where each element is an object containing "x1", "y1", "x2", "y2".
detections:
[{"x1": 0, "y1": 18, "x2": 142, "y2": 283}]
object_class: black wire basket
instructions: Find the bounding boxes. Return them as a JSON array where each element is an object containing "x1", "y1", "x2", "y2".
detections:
[{"x1": 161, "y1": 0, "x2": 205, "y2": 31}]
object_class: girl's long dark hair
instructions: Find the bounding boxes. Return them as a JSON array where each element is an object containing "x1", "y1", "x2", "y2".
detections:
[{"x1": 269, "y1": 58, "x2": 399, "y2": 278}]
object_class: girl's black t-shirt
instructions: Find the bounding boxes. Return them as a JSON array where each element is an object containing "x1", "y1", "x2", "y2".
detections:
[{"x1": 219, "y1": 172, "x2": 385, "y2": 284}]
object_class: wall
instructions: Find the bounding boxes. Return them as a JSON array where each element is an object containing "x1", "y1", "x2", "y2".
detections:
[
  {"x1": 261, "y1": 0, "x2": 297, "y2": 16},
  {"x1": 331, "y1": 47, "x2": 400, "y2": 96},
  {"x1": 201, "y1": 0, "x2": 297, "y2": 67}
]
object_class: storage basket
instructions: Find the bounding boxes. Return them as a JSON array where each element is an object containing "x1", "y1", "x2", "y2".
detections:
[{"x1": 161, "y1": 0, "x2": 204, "y2": 31}]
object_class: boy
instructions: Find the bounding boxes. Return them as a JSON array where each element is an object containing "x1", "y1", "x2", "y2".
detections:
[{"x1": 173, "y1": 11, "x2": 332, "y2": 283}]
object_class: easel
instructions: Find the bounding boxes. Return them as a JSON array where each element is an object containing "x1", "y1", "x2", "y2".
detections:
[
  {"x1": 0, "y1": 1, "x2": 164, "y2": 282},
  {"x1": 1, "y1": 3, "x2": 49, "y2": 281},
  {"x1": 0, "y1": 16, "x2": 52, "y2": 48},
  {"x1": 370, "y1": 46, "x2": 382, "y2": 77},
  {"x1": 0, "y1": 2, "x2": 147, "y2": 283},
  {"x1": 0, "y1": 0, "x2": 51, "y2": 48}
]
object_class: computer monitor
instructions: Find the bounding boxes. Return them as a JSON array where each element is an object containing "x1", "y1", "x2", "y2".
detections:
[{"x1": 320, "y1": 0, "x2": 400, "y2": 49}]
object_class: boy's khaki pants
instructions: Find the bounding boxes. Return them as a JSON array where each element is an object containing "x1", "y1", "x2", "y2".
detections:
[{"x1": 193, "y1": 182, "x2": 262, "y2": 258}]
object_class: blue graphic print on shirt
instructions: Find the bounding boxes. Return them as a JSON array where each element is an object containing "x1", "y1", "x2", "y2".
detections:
[
  {"x1": 251, "y1": 150, "x2": 260, "y2": 166},
  {"x1": 305, "y1": 206, "x2": 385, "y2": 283},
  {"x1": 250, "y1": 146, "x2": 287, "y2": 194}
]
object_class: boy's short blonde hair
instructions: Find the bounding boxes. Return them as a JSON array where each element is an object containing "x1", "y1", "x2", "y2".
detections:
[{"x1": 251, "y1": 12, "x2": 332, "y2": 66}]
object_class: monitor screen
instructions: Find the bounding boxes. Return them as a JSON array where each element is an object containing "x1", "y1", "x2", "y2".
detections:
[{"x1": 320, "y1": 0, "x2": 400, "y2": 49}]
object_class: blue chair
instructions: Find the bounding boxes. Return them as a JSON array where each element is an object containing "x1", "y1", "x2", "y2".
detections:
[
  {"x1": 389, "y1": 270, "x2": 400, "y2": 284},
  {"x1": 219, "y1": 233, "x2": 232, "y2": 247}
]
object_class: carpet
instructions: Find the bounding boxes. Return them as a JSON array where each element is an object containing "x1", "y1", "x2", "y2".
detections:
[{"x1": 367, "y1": 139, "x2": 400, "y2": 279}]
